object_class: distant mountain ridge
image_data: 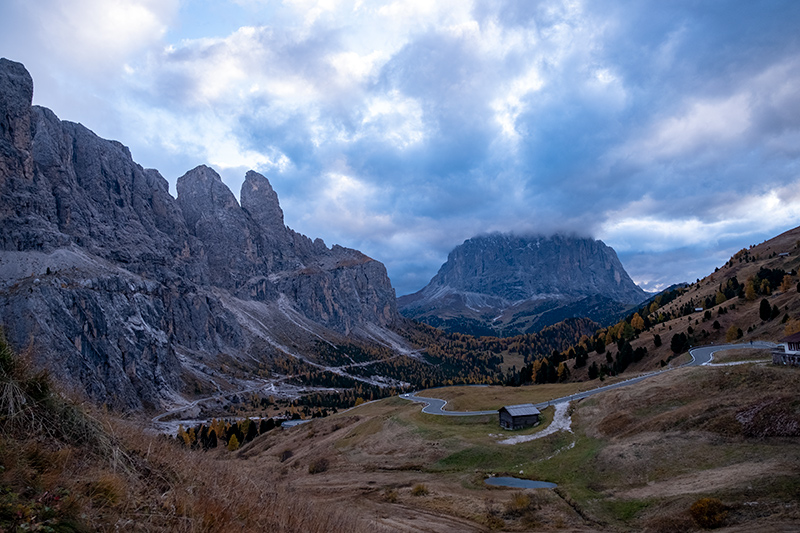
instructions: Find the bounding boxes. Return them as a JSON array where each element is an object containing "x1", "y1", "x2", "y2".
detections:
[
  {"x1": 398, "y1": 233, "x2": 647, "y2": 336},
  {"x1": 0, "y1": 58, "x2": 402, "y2": 411}
]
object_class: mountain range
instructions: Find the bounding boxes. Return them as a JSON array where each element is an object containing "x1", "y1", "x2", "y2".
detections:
[
  {"x1": 1, "y1": 57, "x2": 650, "y2": 414},
  {"x1": 0, "y1": 58, "x2": 403, "y2": 411}
]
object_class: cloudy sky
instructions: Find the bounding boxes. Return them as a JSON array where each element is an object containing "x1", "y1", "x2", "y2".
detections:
[{"x1": 3, "y1": 0, "x2": 800, "y2": 295}]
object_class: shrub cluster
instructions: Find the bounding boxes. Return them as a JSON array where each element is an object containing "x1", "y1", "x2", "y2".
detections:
[
  {"x1": 411, "y1": 483, "x2": 429, "y2": 496},
  {"x1": 690, "y1": 497, "x2": 728, "y2": 529}
]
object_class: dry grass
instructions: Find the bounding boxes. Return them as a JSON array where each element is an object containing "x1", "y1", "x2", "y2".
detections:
[
  {"x1": 1, "y1": 411, "x2": 385, "y2": 532},
  {"x1": 708, "y1": 347, "x2": 771, "y2": 363},
  {"x1": 5, "y1": 327, "x2": 799, "y2": 532},
  {"x1": 421, "y1": 380, "x2": 630, "y2": 411},
  {"x1": 0, "y1": 331, "x2": 383, "y2": 533},
  {"x1": 246, "y1": 362, "x2": 800, "y2": 532},
  {"x1": 410, "y1": 483, "x2": 429, "y2": 496},
  {"x1": 566, "y1": 364, "x2": 800, "y2": 529},
  {"x1": 85, "y1": 418, "x2": 388, "y2": 532}
]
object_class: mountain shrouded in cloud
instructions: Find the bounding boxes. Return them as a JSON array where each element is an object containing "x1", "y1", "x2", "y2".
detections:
[
  {"x1": 398, "y1": 233, "x2": 647, "y2": 337},
  {"x1": 2, "y1": 0, "x2": 800, "y2": 295}
]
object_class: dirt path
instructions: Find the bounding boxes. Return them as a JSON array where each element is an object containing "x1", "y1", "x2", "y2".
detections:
[
  {"x1": 614, "y1": 461, "x2": 785, "y2": 499},
  {"x1": 498, "y1": 401, "x2": 573, "y2": 445}
]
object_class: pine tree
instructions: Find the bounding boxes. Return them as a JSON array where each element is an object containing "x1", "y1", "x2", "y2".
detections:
[
  {"x1": 227, "y1": 433, "x2": 240, "y2": 451},
  {"x1": 670, "y1": 333, "x2": 688, "y2": 354},
  {"x1": 245, "y1": 418, "x2": 258, "y2": 443},
  {"x1": 594, "y1": 337, "x2": 605, "y2": 354},
  {"x1": 759, "y1": 298, "x2": 771, "y2": 321},
  {"x1": 588, "y1": 362, "x2": 599, "y2": 380}
]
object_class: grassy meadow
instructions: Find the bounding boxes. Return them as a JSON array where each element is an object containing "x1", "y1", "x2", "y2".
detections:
[{"x1": 243, "y1": 361, "x2": 800, "y2": 531}]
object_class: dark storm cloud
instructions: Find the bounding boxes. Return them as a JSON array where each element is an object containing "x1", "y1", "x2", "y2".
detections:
[{"x1": 3, "y1": 0, "x2": 800, "y2": 295}]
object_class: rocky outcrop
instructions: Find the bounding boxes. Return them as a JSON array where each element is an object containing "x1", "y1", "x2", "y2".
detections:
[
  {"x1": 399, "y1": 233, "x2": 647, "y2": 336},
  {"x1": 0, "y1": 59, "x2": 34, "y2": 183},
  {"x1": 0, "y1": 58, "x2": 401, "y2": 411},
  {"x1": 172, "y1": 164, "x2": 398, "y2": 333}
]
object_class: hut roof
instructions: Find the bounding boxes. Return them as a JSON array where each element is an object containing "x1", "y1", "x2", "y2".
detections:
[
  {"x1": 781, "y1": 331, "x2": 800, "y2": 343},
  {"x1": 501, "y1": 403, "x2": 541, "y2": 417}
]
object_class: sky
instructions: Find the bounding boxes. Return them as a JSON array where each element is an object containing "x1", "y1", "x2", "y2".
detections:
[{"x1": 2, "y1": 0, "x2": 800, "y2": 296}]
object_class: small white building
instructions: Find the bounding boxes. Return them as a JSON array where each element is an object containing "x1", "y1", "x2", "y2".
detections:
[
  {"x1": 783, "y1": 332, "x2": 800, "y2": 354},
  {"x1": 773, "y1": 332, "x2": 800, "y2": 366}
]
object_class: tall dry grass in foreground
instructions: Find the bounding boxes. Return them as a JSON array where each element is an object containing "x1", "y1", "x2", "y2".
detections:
[
  {"x1": 105, "y1": 420, "x2": 381, "y2": 532},
  {"x1": 0, "y1": 330, "x2": 380, "y2": 532}
]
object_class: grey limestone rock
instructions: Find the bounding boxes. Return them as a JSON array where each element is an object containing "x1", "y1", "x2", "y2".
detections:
[
  {"x1": 241, "y1": 169, "x2": 286, "y2": 236},
  {"x1": 0, "y1": 58, "x2": 34, "y2": 183},
  {"x1": 177, "y1": 165, "x2": 267, "y2": 290},
  {"x1": 399, "y1": 233, "x2": 647, "y2": 336},
  {"x1": 432, "y1": 234, "x2": 645, "y2": 303}
]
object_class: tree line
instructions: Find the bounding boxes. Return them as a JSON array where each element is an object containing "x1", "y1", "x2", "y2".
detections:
[{"x1": 176, "y1": 417, "x2": 280, "y2": 451}]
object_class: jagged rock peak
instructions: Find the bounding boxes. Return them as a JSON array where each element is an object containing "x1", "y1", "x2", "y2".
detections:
[
  {"x1": 0, "y1": 58, "x2": 34, "y2": 181},
  {"x1": 176, "y1": 165, "x2": 240, "y2": 229},
  {"x1": 241, "y1": 170, "x2": 285, "y2": 233},
  {"x1": 0, "y1": 58, "x2": 33, "y2": 124},
  {"x1": 0, "y1": 59, "x2": 407, "y2": 412}
]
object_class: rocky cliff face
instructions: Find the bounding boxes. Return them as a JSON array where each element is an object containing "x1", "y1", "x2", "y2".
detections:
[
  {"x1": 0, "y1": 58, "x2": 401, "y2": 411},
  {"x1": 398, "y1": 233, "x2": 647, "y2": 337}
]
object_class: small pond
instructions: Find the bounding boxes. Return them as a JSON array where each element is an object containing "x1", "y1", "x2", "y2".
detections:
[{"x1": 485, "y1": 477, "x2": 557, "y2": 489}]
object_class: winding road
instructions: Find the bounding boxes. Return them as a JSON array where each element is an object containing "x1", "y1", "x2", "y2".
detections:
[{"x1": 401, "y1": 341, "x2": 778, "y2": 416}]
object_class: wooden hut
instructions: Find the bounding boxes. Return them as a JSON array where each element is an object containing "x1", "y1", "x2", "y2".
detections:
[{"x1": 499, "y1": 403, "x2": 540, "y2": 430}]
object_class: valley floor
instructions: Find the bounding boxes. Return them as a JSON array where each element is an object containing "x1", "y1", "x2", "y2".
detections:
[{"x1": 238, "y1": 352, "x2": 799, "y2": 532}]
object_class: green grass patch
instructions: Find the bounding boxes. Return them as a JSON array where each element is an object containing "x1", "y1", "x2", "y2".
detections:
[
  {"x1": 432, "y1": 442, "x2": 539, "y2": 473},
  {"x1": 602, "y1": 498, "x2": 651, "y2": 521},
  {"x1": 411, "y1": 406, "x2": 558, "y2": 445},
  {"x1": 528, "y1": 434, "x2": 605, "y2": 497},
  {"x1": 745, "y1": 473, "x2": 800, "y2": 500}
]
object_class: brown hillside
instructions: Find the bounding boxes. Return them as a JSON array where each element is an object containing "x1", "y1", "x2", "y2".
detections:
[
  {"x1": 571, "y1": 225, "x2": 800, "y2": 380},
  {"x1": 236, "y1": 358, "x2": 800, "y2": 532}
]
